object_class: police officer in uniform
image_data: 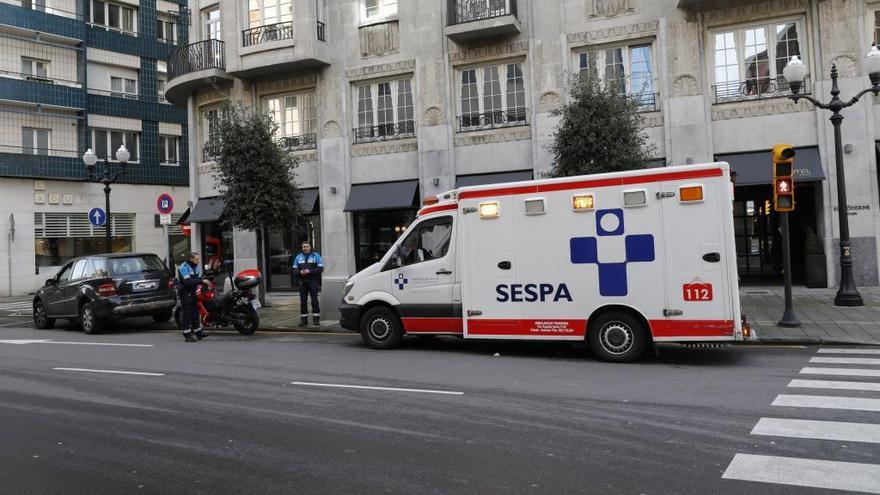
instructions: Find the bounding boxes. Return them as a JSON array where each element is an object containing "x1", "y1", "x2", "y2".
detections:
[
  {"x1": 178, "y1": 252, "x2": 209, "y2": 342},
  {"x1": 292, "y1": 242, "x2": 323, "y2": 327}
]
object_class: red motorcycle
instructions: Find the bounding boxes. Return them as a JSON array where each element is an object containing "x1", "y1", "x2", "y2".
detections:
[{"x1": 175, "y1": 268, "x2": 262, "y2": 335}]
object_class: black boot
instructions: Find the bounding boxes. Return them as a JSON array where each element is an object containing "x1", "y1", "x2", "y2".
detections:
[
  {"x1": 183, "y1": 332, "x2": 197, "y2": 343},
  {"x1": 312, "y1": 315, "x2": 320, "y2": 327},
  {"x1": 195, "y1": 329, "x2": 209, "y2": 340},
  {"x1": 299, "y1": 316, "x2": 308, "y2": 327}
]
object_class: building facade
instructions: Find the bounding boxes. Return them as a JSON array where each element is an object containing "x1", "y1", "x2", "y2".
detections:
[
  {"x1": 0, "y1": 0, "x2": 190, "y2": 296},
  {"x1": 167, "y1": 0, "x2": 880, "y2": 305}
]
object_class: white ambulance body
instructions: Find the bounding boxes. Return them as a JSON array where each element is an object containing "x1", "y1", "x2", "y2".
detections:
[{"x1": 339, "y1": 163, "x2": 746, "y2": 362}]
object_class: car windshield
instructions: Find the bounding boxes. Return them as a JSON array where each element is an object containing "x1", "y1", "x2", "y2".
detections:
[{"x1": 107, "y1": 256, "x2": 166, "y2": 275}]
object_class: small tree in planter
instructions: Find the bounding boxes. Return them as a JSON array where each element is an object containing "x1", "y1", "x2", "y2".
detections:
[{"x1": 804, "y1": 226, "x2": 827, "y2": 288}]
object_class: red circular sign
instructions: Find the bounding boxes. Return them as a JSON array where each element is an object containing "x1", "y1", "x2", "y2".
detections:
[{"x1": 157, "y1": 193, "x2": 174, "y2": 214}]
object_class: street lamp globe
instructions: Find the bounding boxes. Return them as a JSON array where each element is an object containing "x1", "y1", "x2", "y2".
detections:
[
  {"x1": 115, "y1": 144, "x2": 130, "y2": 164},
  {"x1": 783, "y1": 55, "x2": 808, "y2": 94},
  {"x1": 82, "y1": 148, "x2": 98, "y2": 168},
  {"x1": 864, "y1": 45, "x2": 880, "y2": 86}
]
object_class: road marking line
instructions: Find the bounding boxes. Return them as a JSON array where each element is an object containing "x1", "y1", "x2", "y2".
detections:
[
  {"x1": 45, "y1": 341, "x2": 154, "y2": 347},
  {"x1": 722, "y1": 453, "x2": 880, "y2": 493},
  {"x1": 751, "y1": 417, "x2": 880, "y2": 444},
  {"x1": 801, "y1": 367, "x2": 880, "y2": 377},
  {"x1": 773, "y1": 394, "x2": 880, "y2": 413},
  {"x1": 810, "y1": 356, "x2": 880, "y2": 365},
  {"x1": 290, "y1": 381, "x2": 464, "y2": 395},
  {"x1": 818, "y1": 348, "x2": 880, "y2": 355},
  {"x1": 52, "y1": 367, "x2": 164, "y2": 376},
  {"x1": 789, "y1": 379, "x2": 880, "y2": 392}
]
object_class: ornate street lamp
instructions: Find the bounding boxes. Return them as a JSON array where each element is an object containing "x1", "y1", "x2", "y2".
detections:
[
  {"x1": 781, "y1": 49, "x2": 880, "y2": 306},
  {"x1": 83, "y1": 145, "x2": 130, "y2": 254}
]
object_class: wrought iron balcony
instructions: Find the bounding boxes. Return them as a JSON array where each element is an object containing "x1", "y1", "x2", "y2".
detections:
[
  {"x1": 448, "y1": 0, "x2": 517, "y2": 25},
  {"x1": 281, "y1": 133, "x2": 317, "y2": 151},
  {"x1": 713, "y1": 75, "x2": 811, "y2": 104},
  {"x1": 317, "y1": 21, "x2": 326, "y2": 41},
  {"x1": 168, "y1": 39, "x2": 226, "y2": 80},
  {"x1": 457, "y1": 108, "x2": 528, "y2": 132},
  {"x1": 635, "y1": 92, "x2": 659, "y2": 112},
  {"x1": 243, "y1": 21, "x2": 294, "y2": 47},
  {"x1": 353, "y1": 121, "x2": 416, "y2": 144}
]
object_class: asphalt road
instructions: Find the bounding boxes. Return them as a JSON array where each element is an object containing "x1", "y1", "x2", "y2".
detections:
[{"x1": 0, "y1": 316, "x2": 879, "y2": 494}]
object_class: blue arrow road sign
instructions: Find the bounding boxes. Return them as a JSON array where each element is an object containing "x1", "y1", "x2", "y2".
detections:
[{"x1": 88, "y1": 207, "x2": 106, "y2": 227}]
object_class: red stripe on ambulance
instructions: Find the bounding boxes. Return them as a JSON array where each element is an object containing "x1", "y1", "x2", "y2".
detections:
[
  {"x1": 417, "y1": 203, "x2": 458, "y2": 216},
  {"x1": 467, "y1": 319, "x2": 588, "y2": 336},
  {"x1": 648, "y1": 320, "x2": 735, "y2": 338},
  {"x1": 402, "y1": 317, "x2": 463, "y2": 334}
]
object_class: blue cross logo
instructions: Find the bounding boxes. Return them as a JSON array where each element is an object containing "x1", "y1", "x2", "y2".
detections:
[
  {"x1": 395, "y1": 273, "x2": 409, "y2": 290},
  {"x1": 569, "y1": 208, "x2": 655, "y2": 297}
]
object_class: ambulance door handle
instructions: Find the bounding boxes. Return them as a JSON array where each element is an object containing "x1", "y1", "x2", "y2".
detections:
[
  {"x1": 702, "y1": 252, "x2": 721, "y2": 263},
  {"x1": 436, "y1": 269, "x2": 452, "y2": 275},
  {"x1": 498, "y1": 261, "x2": 512, "y2": 270}
]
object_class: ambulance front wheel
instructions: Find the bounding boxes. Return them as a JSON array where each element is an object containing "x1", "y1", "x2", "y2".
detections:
[
  {"x1": 360, "y1": 306, "x2": 403, "y2": 349},
  {"x1": 587, "y1": 311, "x2": 648, "y2": 363}
]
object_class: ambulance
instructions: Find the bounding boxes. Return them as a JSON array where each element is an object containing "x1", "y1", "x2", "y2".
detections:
[{"x1": 339, "y1": 163, "x2": 749, "y2": 362}]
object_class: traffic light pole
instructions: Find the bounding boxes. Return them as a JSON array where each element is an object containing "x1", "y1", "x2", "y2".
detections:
[{"x1": 778, "y1": 212, "x2": 801, "y2": 327}]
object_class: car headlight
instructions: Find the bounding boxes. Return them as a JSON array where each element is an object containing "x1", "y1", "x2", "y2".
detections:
[{"x1": 342, "y1": 282, "x2": 354, "y2": 298}]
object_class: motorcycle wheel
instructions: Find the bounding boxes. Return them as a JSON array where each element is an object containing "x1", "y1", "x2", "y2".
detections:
[{"x1": 233, "y1": 305, "x2": 259, "y2": 335}]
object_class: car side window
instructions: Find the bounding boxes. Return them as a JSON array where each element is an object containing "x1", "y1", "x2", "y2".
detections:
[
  {"x1": 56, "y1": 263, "x2": 73, "y2": 282},
  {"x1": 394, "y1": 216, "x2": 453, "y2": 268},
  {"x1": 70, "y1": 259, "x2": 87, "y2": 280},
  {"x1": 81, "y1": 259, "x2": 97, "y2": 278},
  {"x1": 91, "y1": 258, "x2": 108, "y2": 277}
]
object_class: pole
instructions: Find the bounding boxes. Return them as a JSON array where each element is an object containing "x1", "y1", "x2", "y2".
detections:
[
  {"x1": 778, "y1": 212, "x2": 801, "y2": 327},
  {"x1": 104, "y1": 173, "x2": 112, "y2": 254}
]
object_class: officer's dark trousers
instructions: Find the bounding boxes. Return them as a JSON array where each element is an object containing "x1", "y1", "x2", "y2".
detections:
[
  {"x1": 180, "y1": 291, "x2": 200, "y2": 331},
  {"x1": 299, "y1": 280, "x2": 320, "y2": 316}
]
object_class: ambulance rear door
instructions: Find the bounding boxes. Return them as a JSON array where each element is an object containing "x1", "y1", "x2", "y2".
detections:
[
  {"x1": 658, "y1": 176, "x2": 734, "y2": 339},
  {"x1": 459, "y1": 196, "x2": 519, "y2": 337}
]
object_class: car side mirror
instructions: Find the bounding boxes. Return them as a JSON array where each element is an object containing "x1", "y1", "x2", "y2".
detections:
[{"x1": 45, "y1": 278, "x2": 57, "y2": 286}]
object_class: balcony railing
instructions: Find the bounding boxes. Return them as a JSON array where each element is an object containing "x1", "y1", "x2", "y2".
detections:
[
  {"x1": 457, "y1": 108, "x2": 528, "y2": 132},
  {"x1": 88, "y1": 87, "x2": 139, "y2": 100},
  {"x1": 242, "y1": 21, "x2": 294, "y2": 47},
  {"x1": 168, "y1": 39, "x2": 226, "y2": 80},
  {"x1": 87, "y1": 22, "x2": 138, "y2": 36},
  {"x1": 353, "y1": 121, "x2": 416, "y2": 144},
  {"x1": 0, "y1": 69, "x2": 82, "y2": 87},
  {"x1": 0, "y1": 144, "x2": 79, "y2": 158},
  {"x1": 281, "y1": 133, "x2": 317, "y2": 151},
  {"x1": 448, "y1": 0, "x2": 517, "y2": 25},
  {"x1": 20, "y1": 0, "x2": 83, "y2": 20},
  {"x1": 317, "y1": 21, "x2": 326, "y2": 41},
  {"x1": 634, "y1": 92, "x2": 659, "y2": 112},
  {"x1": 713, "y1": 75, "x2": 810, "y2": 104}
]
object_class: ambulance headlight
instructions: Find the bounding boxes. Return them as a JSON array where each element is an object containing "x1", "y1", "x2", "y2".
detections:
[{"x1": 342, "y1": 282, "x2": 354, "y2": 299}]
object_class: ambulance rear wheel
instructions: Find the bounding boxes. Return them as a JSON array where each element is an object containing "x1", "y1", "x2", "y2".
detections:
[
  {"x1": 588, "y1": 312, "x2": 648, "y2": 363},
  {"x1": 360, "y1": 307, "x2": 403, "y2": 349}
]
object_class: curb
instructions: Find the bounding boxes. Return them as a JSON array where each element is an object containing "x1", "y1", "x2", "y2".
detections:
[{"x1": 755, "y1": 337, "x2": 880, "y2": 346}]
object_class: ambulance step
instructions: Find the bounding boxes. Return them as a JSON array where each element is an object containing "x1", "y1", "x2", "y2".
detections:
[{"x1": 682, "y1": 343, "x2": 730, "y2": 349}]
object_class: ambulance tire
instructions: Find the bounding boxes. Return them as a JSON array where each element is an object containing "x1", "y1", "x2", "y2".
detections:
[
  {"x1": 360, "y1": 306, "x2": 403, "y2": 349},
  {"x1": 587, "y1": 311, "x2": 648, "y2": 363}
]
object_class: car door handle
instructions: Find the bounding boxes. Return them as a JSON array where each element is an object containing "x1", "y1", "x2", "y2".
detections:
[
  {"x1": 702, "y1": 252, "x2": 721, "y2": 263},
  {"x1": 436, "y1": 269, "x2": 452, "y2": 275},
  {"x1": 498, "y1": 261, "x2": 512, "y2": 270}
]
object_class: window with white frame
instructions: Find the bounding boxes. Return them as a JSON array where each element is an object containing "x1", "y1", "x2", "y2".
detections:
[
  {"x1": 91, "y1": 0, "x2": 137, "y2": 34},
  {"x1": 363, "y1": 0, "x2": 396, "y2": 21},
  {"x1": 458, "y1": 61, "x2": 526, "y2": 130},
  {"x1": 22, "y1": 127, "x2": 50, "y2": 155},
  {"x1": 248, "y1": 0, "x2": 293, "y2": 29},
  {"x1": 157, "y1": 61, "x2": 168, "y2": 103},
  {"x1": 204, "y1": 7, "x2": 221, "y2": 40},
  {"x1": 110, "y1": 76, "x2": 138, "y2": 99},
  {"x1": 353, "y1": 78, "x2": 414, "y2": 142},
  {"x1": 157, "y1": 14, "x2": 177, "y2": 44},
  {"x1": 21, "y1": 57, "x2": 49, "y2": 79},
  {"x1": 21, "y1": 0, "x2": 47, "y2": 13},
  {"x1": 711, "y1": 19, "x2": 804, "y2": 101},
  {"x1": 90, "y1": 128, "x2": 139, "y2": 162},
  {"x1": 264, "y1": 91, "x2": 317, "y2": 149},
  {"x1": 577, "y1": 44, "x2": 656, "y2": 110},
  {"x1": 159, "y1": 135, "x2": 178, "y2": 165},
  {"x1": 202, "y1": 107, "x2": 224, "y2": 160}
]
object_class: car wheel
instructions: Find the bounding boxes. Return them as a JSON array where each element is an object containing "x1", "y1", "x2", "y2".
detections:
[
  {"x1": 33, "y1": 300, "x2": 55, "y2": 329},
  {"x1": 80, "y1": 302, "x2": 103, "y2": 335},
  {"x1": 360, "y1": 306, "x2": 403, "y2": 350},
  {"x1": 152, "y1": 310, "x2": 173, "y2": 323},
  {"x1": 587, "y1": 311, "x2": 648, "y2": 363}
]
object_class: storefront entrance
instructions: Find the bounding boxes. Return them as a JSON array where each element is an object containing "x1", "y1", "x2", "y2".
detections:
[
  {"x1": 733, "y1": 182, "x2": 820, "y2": 284},
  {"x1": 264, "y1": 215, "x2": 321, "y2": 291},
  {"x1": 354, "y1": 209, "x2": 416, "y2": 272}
]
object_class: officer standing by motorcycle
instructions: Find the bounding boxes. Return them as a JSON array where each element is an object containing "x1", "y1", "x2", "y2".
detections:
[
  {"x1": 292, "y1": 242, "x2": 323, "y2": 327},
  {"x1": 178, "y1": 252, "x2": 209, "y2": 342}
]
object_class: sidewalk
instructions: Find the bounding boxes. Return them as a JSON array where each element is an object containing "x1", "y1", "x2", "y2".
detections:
[
  {"x1": 259, "y1": 302, "x2": 345, "y2": 332},
  {"x1": 740, "y1": 286, "x2": 880, "y2": 345}
]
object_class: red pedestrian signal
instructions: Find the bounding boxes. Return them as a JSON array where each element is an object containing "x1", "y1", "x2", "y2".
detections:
[{"x1": 772, "y1": 144, "x2": 795, "y2": 212}]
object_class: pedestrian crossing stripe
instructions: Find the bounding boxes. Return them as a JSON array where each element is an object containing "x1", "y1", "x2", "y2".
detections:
[
  {"x1": 818, "y1": 348, "x2": 880, "y2": 355},
  {"x1": 751, "y1": 418, "x2": 880, "y2": 444},
  {"x1": 810, "y1": 356, "x2": 880, "y2": 366},
  {"x1": 787, "y1": 378, "x2": 880, "y2": 392},
  {"x1": 772, "y1": 394, "x2": 880, "y2": 413},
  {"x1": 800, "y1": 366, "x2": 880, "y2": 377},
  {"x1": 723, "y1": 454, "x2": 880, "y2": 494},
  {"x1": 0, "y1": 301, "x2": 32, "y2": 311}
]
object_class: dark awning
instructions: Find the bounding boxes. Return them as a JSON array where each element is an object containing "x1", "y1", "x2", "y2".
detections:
[
  {"x1": 299, "y1": 188, "x2": 319, "y2": 214},
  {"x1": 716, "y1": 147, "x2": 826, "y2": 186},
  {"x1": 176, "y1": 207, "x2": 190, "y2": 224},
  {"x1": 344, "y1": 180, "x2": 419, "y2": 212},
  {"x1": 187, "y1": 197, "x2": 225, "y2": 223},
  {"x1": 455, "y1": 170, "x2": 534, "y2": 188}
]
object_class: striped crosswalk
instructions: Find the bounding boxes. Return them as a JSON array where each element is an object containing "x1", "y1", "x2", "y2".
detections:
[
  {"x1": 722, "y1": 347, "x2": 880, "y2": 493},
  {"x1": 0, "y1": 301, "x2": 32, "y2": 315}
]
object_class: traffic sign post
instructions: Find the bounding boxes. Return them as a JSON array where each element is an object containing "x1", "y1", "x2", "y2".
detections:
[{"x1": 156, "y1": 193, "x2": 174, "y2": 270}]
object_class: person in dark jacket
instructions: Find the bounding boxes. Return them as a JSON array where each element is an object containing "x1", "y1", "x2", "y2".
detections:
[
  {"x1": 292, "y1": 242, "x2": 323, "y2": 327},
  {"x1": 178, "y1": 252, "x2": 209, "y2": 342}
]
